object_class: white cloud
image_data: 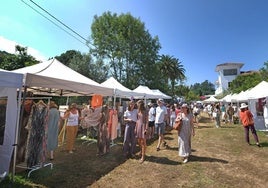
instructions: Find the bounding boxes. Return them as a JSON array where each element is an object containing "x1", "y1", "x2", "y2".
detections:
[{"x1": 0, "y1": 36, "x2": 47, "y2": 62}]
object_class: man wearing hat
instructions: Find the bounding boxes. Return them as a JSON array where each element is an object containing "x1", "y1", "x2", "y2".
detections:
[
  {"x1": 155, "y1": 98, "x2": 168, "y2": 151},
  {"x1": 239, "y1": 103, "x2": 261, "y2": 147}
]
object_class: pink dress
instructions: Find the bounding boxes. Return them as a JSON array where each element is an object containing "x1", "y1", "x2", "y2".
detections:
[{"x1": 136, "y1": 112, "x2": 147, "y2": 139}]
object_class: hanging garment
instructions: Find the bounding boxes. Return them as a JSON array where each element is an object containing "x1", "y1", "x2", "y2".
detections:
[
  {"x1": 108, "y1": 109, "x2": 118, "y2": 140},
  {"x1": 17, "y1": 99, "x2": 34, "y2": 164},
  {"x1": 25, "y1": 101, "x2": 48, "y2": 167},
  {"x1": 91, "y1": 95, "x2": 103, "y2": 108},
  {"x1": 97, "y1": 108, "x2": 110, "y2": 155},
  {"x1": 111, "y1": 110, "x2": 118, "y2": 140},
  {"x1": 47, "y1": 107, "x2": 60, "y2": 151}
]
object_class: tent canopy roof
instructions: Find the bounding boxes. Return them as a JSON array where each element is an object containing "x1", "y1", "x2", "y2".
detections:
[
  {"x1": 151, "y1": 89, "x2": 172, "y2": 99},
  {"x1": 100, "y1": 77, "x2": 144, "y2": 98},
  {"x1": 133, "y1": 85, "x2": 162, "y2": 99},
  {"x1": 12, "y1": 58, "x2": 113, "y2": 96},
  {"x1": 0, "y1": 69, "x2": 23, "y2": 88},
  {"x1": 204, "y1": 95, "x2": 218, "y2": 103},
  {"x1": 247, "y1": 81, "x2": 268, "y2": 99}
]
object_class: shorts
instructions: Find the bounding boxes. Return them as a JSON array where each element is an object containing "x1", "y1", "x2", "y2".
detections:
[
  {"x1": 148, "y1": 121, "x2": 155, "y2": 127},
  {"x1": 155, "y1": 122, "x2": 165, "y2": 135}
]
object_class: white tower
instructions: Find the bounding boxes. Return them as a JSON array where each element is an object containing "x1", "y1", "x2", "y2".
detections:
[{"x1": 215, "y1": 63, "x2": 244, "y2": 95}]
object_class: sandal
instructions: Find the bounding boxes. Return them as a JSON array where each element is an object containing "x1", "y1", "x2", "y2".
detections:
[{"x1": 156, "y1": 147, "x2": 160, "y2": 151}]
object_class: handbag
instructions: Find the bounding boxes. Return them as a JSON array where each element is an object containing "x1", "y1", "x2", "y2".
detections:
[
  {"x1": 174, "y1": 119, "x2": 182, "y2": 131},
  {"x1": 174, "y1": 113, "x2": 183, "y2": 131}
]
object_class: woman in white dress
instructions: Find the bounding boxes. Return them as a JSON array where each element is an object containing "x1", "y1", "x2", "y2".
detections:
[{"x1": 176, "y1": 103, "x2": 195, "y2": 163}]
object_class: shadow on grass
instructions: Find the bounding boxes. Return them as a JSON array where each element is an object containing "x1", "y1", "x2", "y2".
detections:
[
  {"x1": 189, "y1": 155, "x2": 228, "y2": 164},
  {"x1": 219, "y1": 125, "x2": 238, "y2": 129},
  {"x1": 145, "y1": 155, "x2": 179, "y2": 165}
]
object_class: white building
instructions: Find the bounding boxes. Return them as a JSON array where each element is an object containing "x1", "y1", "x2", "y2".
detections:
[{"x1": 215, "y1": 63, "x2": 244, "y2": 95}]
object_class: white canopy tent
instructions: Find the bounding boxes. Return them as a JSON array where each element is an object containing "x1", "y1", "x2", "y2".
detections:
[
  {"x1": 100, "y1": 77, "x2": 144, "y2": 98},
  {"x1": 246, "y1": 81, "x2": 268, "y2": 131},
  {"x1": 203, "y1": 95, "x2": 219, "y2": 103},
  {"x1": 219, "y1": 94, "x2": 232, "y2": 103},
  {"x1": 218, "y1": 81, "x2": 268, "y2": 131},
  {"x1": 12, "y1": 58, "x2": 114, "y2": 96},
  {"x1": 151, "y1": 89, "x2": 172, "y2": 99},
  {"x1": 230, "y1": 91, "x2": 248, "y2": 102},
  {"x1": 0, "y1": 70, "x2": 23, "y2": 178},
  {"x1": 246, "y1": 81, "x2": 268, "y2": 99},
  {"x1": 133, "y1": 85, "x2": 162, "y2": 99},
  {"x1": 221, "y1": 81, "x2": 268, "y2": 102},
  {"x1": 100, "y1": 77, "x2": 145, "y2": 107}
]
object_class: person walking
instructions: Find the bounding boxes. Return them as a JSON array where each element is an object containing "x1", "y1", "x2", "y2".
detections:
[
  {"x1": 227, "y1": 103, "x2": 234, "y2": 124},
  {"x1": 176, "y1": 103, "x2": 195, "y2": 163},
  {"x1": 147, "y1": 102, "x2": 156, "y2": 139},
  {"x1": 135, "y1": 100, "x2": 148, "y2": 163},
  {"x1": 192, "y1": 104, "x2": 200, "y2": 127},
  {"x1": 170, "y1": 104, "x2": 177, "y2": 128},
  {"x1": 47, "y1": 101, "x2": 60, "y2": 160},
  {"x1": 155, "y1": 98, "x2": 168, "y2": 151},
  {"x1": 123, "y1": 100, "x2": 138, "y2": 158},
  {"x1": 220, "y1": 103, "x2": 227, "y2": 124},
  {"x1": 239, "y1": 103, "x2": 261, "y2": 147},
  {"x1": 214, "y1": 103, "x2": 221, "y2": 128}
]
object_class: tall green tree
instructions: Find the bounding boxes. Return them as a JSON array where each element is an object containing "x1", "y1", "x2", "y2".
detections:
[
  {"x1": 259, "y1": 61, "x2": 268, "y2": 81},
  {"x1": 190, "y1": 80, "x2": 215, "y2": 96},
  {"x1": 158, "y1": 55, "x2": 185, "y2": 97},
  {"x1": 90, "y1": 11, "x2": 161, "y2": 89},
  {"x1": 0, "y1": 45, "x2": 39, "y2": 70},
  {"x1": 55, "y1": 50, "x2": 82, "y2": 67},
  {"x1": 229, "y1": 72, "x2": 262, "y2": 93},
  {"x1": 55, "y1": 50, "x2": 109, "y2": 83}
]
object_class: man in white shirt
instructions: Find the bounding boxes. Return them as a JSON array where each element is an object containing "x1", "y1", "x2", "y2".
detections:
[
  {"x1": 148, "y1": 102, "x2": 156, "y2": 139},
  {"x1": 155, "y1": 98, "x2": 168, "y2": 151}
]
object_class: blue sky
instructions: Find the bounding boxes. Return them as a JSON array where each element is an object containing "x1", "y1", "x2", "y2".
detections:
[{"x1": 1, "y1": 0, "x2": 268, "y2": 86}]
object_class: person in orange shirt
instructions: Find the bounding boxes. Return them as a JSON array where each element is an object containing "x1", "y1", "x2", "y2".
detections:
[{"x1": 239, "y1": 103, "x2": 261, "y2": 147}]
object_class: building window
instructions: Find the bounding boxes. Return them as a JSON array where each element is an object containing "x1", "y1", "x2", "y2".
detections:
[{"x1": 223, "y1": 69, "x2": 237, "y2": 76}]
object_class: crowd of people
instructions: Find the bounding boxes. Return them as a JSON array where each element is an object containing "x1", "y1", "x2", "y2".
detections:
[
  {"x1": 202, "y1": 101, "x2": 262, "y2": 146},
  {"x1": 202, "y1": 102, "x2": 237, "y2": 127},
  {"x1": 45, "y1": 97, "x2": 262, "y2": 165},
  {"x1": 45, "y1": 98, "x2": 196, "y2": 164},
  {"x1": 121, "y1": 98, "x2": 196, "y2": 163}
]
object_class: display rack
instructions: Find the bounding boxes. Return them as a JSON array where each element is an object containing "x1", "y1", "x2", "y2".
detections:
[
  {"x1": 16, "y1": 162, "x2": 53, "y2": 178},
  {"x1": 81, "y1": 127, "x2": 97, "y2": 145}
]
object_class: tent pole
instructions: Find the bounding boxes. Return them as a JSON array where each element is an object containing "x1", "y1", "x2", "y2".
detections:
[
  {"x1": 66, "y1": 96, "x2": 69, "y2": 105},
  {"x1": 12, "y1": 86, "x2": 25, "y2": 181},
  {"x1": 113, "y1": 88, "x2": 116, "y2": 108}
]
